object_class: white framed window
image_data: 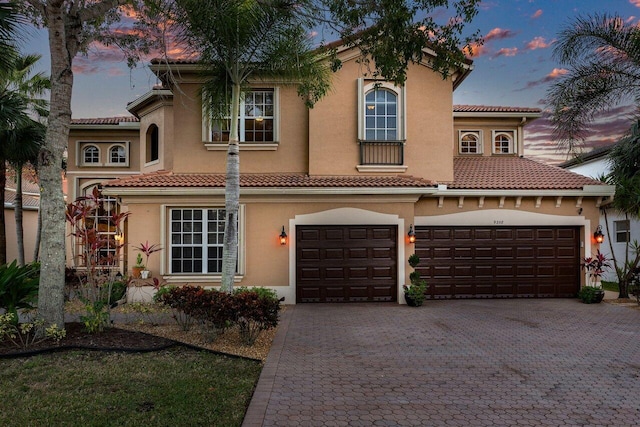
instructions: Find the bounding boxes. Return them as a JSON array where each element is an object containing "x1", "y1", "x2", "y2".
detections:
[
  {"x1": 108, "y1": 144, "x2": 127, "y2": 165},
  {"x1": 615, "y1": 220, "x2": 630, "y2": 243},
  {"x1": 459, "y1": 131, "x2": 482, "y2": 154},
  {"x1": 83, "y1": 145, "x2": 100, "y2": 164},
  {"x1": 492, "y1": 130, "x2": 516, "y2": 154},
  {"x1": 204, "y1": 88, "x2": 278, "y2": 143},
  {"x1": 169, "y1": 207, "x2": 242, "y2": 274},
  {"x1": 358, "y1": 79, "x2": 405, "y2": 141}
]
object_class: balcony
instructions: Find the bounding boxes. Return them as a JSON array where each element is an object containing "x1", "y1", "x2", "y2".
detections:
[{"x1": 358, "y1": 140, "x2": 405, "y2": 166}]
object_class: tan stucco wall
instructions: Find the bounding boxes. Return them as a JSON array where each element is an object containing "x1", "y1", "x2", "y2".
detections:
[
  {"x1": 308, "y1": 59, "x2": 455, "y2": 181},
  {"x1": 163, "y1": 82, "x2": 310, "y2": 174},
  {"x1": 139, "y1": 103, "x2": 173, "y2": 173},
  {"x1": 5, "y1": 207, "x2": 38, "y2": 264}
]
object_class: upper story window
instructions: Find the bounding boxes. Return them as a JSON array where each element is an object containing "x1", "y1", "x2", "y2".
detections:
[
  {"x1": 83, "y1": 145, "x2": 100, "y2": 164},
  {"x1": 205, "y1": 89, "x2": 278, "y2": 144},
  {"x1": 493, "y1": 130, "x2": 516, "y2": 154},
  {"x1": 365, "y1": 89, "x2": 397, "y2": 140},
  {"x1": 358, "y1": 80, "x2": 405, "y2": 141},
  {"x1": 615, "y1": 220, "x2": 630, "y2": 243},
  {"x1": 146, "y1": 124, "x2": 159, "y2": 163},
  {"x1": 109, "y1": 145, "x2": 127, "y2": 164},
  {"x1": 459, "y1": 131, "x2": 482, "y2": 154}
]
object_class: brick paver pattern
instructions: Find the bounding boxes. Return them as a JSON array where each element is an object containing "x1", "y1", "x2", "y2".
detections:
[{"x1": 244, "y1": 300, "x2": 640, "y2": 426}]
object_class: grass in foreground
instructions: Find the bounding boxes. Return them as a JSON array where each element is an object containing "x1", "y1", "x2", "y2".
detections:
[{"x1": 0, "y1": 347, "x2": 261, "y2": 427}]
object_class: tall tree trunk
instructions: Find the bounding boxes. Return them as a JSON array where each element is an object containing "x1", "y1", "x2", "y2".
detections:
[
  {"x1": 38, "y1": 3, "x2": 76, "y2": 328},
  {"x1": 0, "y1": 156, "x2": 6, "y2": 265},
  {"x1": 221, "y1": 82, "x2": 240, "y2": 293},
  {"x1": 14, "y1": 165, "x2": 24, "y2": 265}
]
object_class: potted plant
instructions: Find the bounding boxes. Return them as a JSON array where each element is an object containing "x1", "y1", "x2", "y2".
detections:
[
  {"x1": 404, "y1": 254, "x2": 427, "y2": 306},
  {"x1": 134, "y1": 241, "x2": 163, "y2": 279},
  {"x1": 580, "y1": 250, "x2": 611, "y2": 303},
  {"x1": 132, "y1": 253, "x2": 145, "y2": 279}
]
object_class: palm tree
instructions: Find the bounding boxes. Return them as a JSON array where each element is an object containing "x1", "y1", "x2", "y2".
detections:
[
  {"x1": 0, "y1": 1, "x2": 21, "y2": 75},
  {"x1": 0, "y1": 53, "x2": 49, "y2": 264},
  {"x1": 5, "y1": 120, "x2": 45, "y2": 265},
  {"x1": 547, "y1": 13, "x2": 640, "y2": 150},
  {"x1": 169, "y1": 0, "x2": 332, "y2": 292}
]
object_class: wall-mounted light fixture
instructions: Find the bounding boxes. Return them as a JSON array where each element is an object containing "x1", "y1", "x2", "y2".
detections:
[
  {"x1": 408, "y1": 225, "x2": 416, "y2": 244},
  {"x1": 279, "y1": 226, "x2": 288, "y2": 245},
  {"x1": 594, "y1": 225, "x2": 604, "y2": 244},
  {"x1": 114, "y1": 230, "x2": 124, "y2": 244}
]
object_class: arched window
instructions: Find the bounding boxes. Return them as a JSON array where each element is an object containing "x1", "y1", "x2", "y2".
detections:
[
  {"x1": 493, "y1": 131, "x2": 515, "y2": 154},
  {"x1": 146, "y1": 124, "x2": 159, "y2": 163},
  {"x1": 364, "y1": 89, "x2": 398, "y2": 140},
  {"x1": 83, "y1": 145, "x2": 100, "y2": 164},
  {"x1": 109, "y1": 145, "x2": 126, "y2": 164},
  {"x1": 459, "y1": 131, "x2": 481, "y2": 154}
]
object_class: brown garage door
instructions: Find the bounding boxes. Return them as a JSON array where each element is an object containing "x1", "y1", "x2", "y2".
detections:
[
  {"x1": 296, "y1": 225, "x2": 397, "y2": 302},
  {"x1": 415, "y1": 226, "x2": 580, "y2": 299}
]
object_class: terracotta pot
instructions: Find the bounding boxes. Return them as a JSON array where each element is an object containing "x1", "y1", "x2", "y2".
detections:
[{"x1": 132, "y1": 266, "x2": 144, "y2": 279}]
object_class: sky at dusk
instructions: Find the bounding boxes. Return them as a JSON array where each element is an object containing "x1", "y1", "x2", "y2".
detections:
[{"x1": 20, "y1": 0, "x2": 640, "y2": 164}]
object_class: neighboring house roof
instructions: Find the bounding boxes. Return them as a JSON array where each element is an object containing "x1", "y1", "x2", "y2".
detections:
[
  {"x1": 71, "y1": 117, "x2": 139, "y2": 125},
  {"x1": 453, "y1": 105, "x2": 542, "y2": 114},
  {"x1": 557, "y1": 144, "x2": 615, "y2": 169},
  {"x1": 5, "y1": 174, "x2": 40, "y2": 210},
  {"x1": 101, "y1": 171, "x2": 436, "y2": 189},
  {"x1": 449, "y1": 157, "x2": 607, "y2": 190}
]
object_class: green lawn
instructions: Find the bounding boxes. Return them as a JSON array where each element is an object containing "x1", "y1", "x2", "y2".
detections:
[
  {"x1": 0, "y1": 347, "x2": 261, "y2": 427},
  {"x1": 601, "y1": 281, "x2": 619, "y2": 292}
]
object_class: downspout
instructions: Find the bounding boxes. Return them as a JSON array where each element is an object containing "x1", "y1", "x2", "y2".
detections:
[{"x1": 518, "y1": 117, "x2": 527, "y2": 157}]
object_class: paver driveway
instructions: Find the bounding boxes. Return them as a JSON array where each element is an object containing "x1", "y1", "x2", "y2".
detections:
[{"x1": 243, "y1": 299, "x2": 640, "y2": 426}]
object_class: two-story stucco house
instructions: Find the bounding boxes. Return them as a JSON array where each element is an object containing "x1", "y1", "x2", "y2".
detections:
[{"x1": 67, "y1": 43, "x2": 615, "y2": 303}]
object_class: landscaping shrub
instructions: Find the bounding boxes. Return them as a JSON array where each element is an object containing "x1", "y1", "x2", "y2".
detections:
[
  {"x1": 157, "y1": 286, "x2": 282, "y2": 345},
  {"x1": 0, "y1": 261, "x2": 40, "y2": 323}
]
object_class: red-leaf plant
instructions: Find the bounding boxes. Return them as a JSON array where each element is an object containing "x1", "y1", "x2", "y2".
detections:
[
  {"x1": 133, "y1": 241, "x2": 163, "y2": 271},
  {"x1": 66, "y1": 187, "x2": 130, "y2": 323},
  {"x1": 581, "y1": 250, "x2": 612, "y2": 287}
]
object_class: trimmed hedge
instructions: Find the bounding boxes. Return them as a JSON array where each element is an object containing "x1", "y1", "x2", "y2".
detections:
[{"x1": 157, "y1": 286, "x2": 281, "y2": 344}]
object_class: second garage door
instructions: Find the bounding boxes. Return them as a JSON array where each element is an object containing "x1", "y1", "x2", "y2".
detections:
[
  {"x1": 296, "y1": 225, "x2": 397, "y2": 303},
  {"x1": 415, "y1": 226, "x2": 580, "y2": 298}
]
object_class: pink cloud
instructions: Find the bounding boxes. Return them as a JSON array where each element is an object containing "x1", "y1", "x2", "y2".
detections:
[
  {"x1": 493, "y1": 47, "x2": 518, "y2": 58},
  {"x1": 463, "y1": 42, "x2": 489, "y2": 58},
  {"x1": 522, "y1": 68, "x2": 569, "y2": 89},
  {"x1": 630, "y1": 0, "x2": 640, "y2": 8},
  {"x1": 531, "y1": 9, "x2": 543, "y2": 19},
  {"x1": 525, "y1": 37, "x2": 552, "y2": 51},
  {"x1": 484, "y1": 27, "x2": 517, "y2": 41}
]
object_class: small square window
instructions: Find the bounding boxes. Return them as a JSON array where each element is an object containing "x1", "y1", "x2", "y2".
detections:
[
  {"x1": 83, "y1": 145, "x2": 99, "y2": 164},
  {"x1": 615, "y1": 220, "x2": 630, "y2": 243},
  {"x1": 459, "y1": 131, "x2": 481, "y2": 154}
]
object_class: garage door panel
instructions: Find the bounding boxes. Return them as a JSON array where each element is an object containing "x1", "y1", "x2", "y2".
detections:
[
  {"x1": 416, "y1": 226, "x2": 579, "y2": 299},
  {"x1": 297, "y1": 225, "x2": 397, "y2": 303},
  {"x1": 454, "y1": 229, "x2": 472, "y2": 240}
]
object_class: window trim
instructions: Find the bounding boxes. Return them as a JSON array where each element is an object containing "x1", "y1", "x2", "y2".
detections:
[
  {"x1": 202, "y1": 88, "x2": 280, "y2": 149},
  {"x1": 107, "y1": 143, "x2": 129, "y2": 167},
  {"x1": 615, "y1": 220, "x2": 630, "y2": 243},
  {"x1": 162, "y1": 204, "x2": 246, "y2": 281},
  {"x1": 458, "y1": 130, "x2": 483, "y2": 154},
  {"x1": 82, "y1": 144, "x2": 101, "y2": 166},
  {"x1": 492, "y1": 130, "x2": 516, "y2": 154},
  {"x1": 358, "y1": 79, "x2": 406, "y2": 141}
]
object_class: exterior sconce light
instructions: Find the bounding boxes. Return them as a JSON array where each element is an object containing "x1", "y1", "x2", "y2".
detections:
[
  {"x1": 408, "y1": 225, "x2": 416, "y2": 244},
  {"x1": 594, "y1": 225, "x2": 604, "y2": 244},
  {"x1": 114, "y1": 230, "x2": 124, "y2": 244},
  {"x1": 279, "y1": 226, "x2": 288, "y2": 245}
]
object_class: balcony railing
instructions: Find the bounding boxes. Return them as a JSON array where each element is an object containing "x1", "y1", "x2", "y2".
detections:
[{"x1": 358, "y1": 140, "x2": 405, "y2": 166}]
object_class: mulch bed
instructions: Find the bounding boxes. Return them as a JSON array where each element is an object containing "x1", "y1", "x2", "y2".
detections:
[{"x1": 0, "y1": 322, "x2": 177, "y2": 358}]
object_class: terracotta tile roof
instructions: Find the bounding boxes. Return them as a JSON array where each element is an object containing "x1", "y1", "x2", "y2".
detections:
[
  {"x1": 102, "y1": 171, "x2": 435, "y2": 189},
  {"x1": 453, "y1": 105, "x2": 542, "y2": 114},
  {"x1": 5, "y1": 191, "x2": 39, "y2": 208},
  {"x1": 71, "y1": 117, "x2": 139, "y2": 125},
  {"x1": 449, "y1": 157, "x2": 606, "y2": 190}
]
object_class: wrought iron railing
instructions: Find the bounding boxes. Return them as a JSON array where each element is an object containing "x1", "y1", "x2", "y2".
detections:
[{"x1": 358, "y1": 140, "x2": 405, "y2": 165}]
